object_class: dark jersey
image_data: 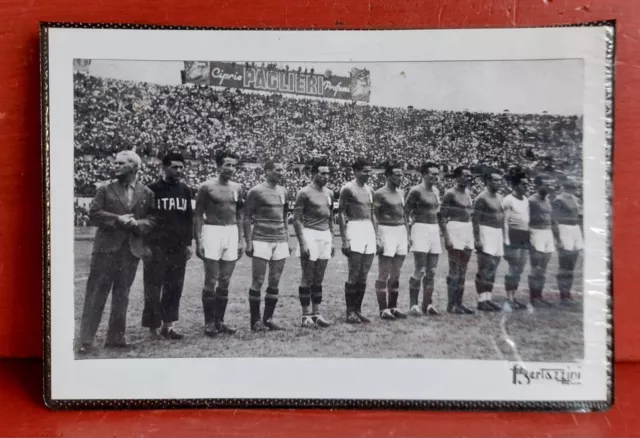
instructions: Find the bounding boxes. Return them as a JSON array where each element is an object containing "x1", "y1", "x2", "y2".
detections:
[
  {"x1": 293, "y1": 185, "x2": 334, "y2": 231},
  {"x1": 146, "y1": 179, "x2": 193, "y2": 249},
  {"x1": 195, "y1": 179, "x2": 244, "y2": 226},
  {"x1": 405, "y1": 184, "x2": 440, "y2": 224},
  {"x1": 373, "y1": 185, "x2": 405, "y2": 226},
  {"x1": 529, "y1": 193, "x2": 553, "y2": 229},
  {"x1": 338, "y1": 181, "x2": 374, "y2": 221},
  {"x1": 441, "y1": 186, "x2": 473, "y2": 223},
  {"x1": 245, "y1": 182, "x2": 288, "y2": 242},
  {"x1": 473, "y1": 190, "x2": 504, "y2": 229},
  {"x1": 552, "y1": 193, "x2": 581, "y2": 226}
]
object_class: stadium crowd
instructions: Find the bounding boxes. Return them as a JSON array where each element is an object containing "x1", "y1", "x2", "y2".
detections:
[{"x1": 74, "y1": 73, "x2": 583, "y2": 214}]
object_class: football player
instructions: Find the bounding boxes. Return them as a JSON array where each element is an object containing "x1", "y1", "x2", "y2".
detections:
[
  {"x1": 552, "y1": 176, "x2": 583, "y2": 306},
  {"x1": 243, "y1": 160, "x2": 290, "y2": 331},
  {"x1": 194, "y1": 150, "x2": 244, "y2": 337},
  {"x1": 292, "y1": 161, "x2": 335, "y2": 328},
  {"x1": 502, "y1": 170, "x2": 530, "y2": 311},
  {"x1": 338, "y1": 158, "x2": 380, "y2": 324},
  {"x1": 472, "y1": 169, "x2": 505, "y2": 312},
  {"x1": 373, "y1": 162, "x2": 409, "y2": 320},
  {"x1": 404, "y1": 162, "x2": 446, "y2": 316},
  {"x1": 527, "y1": 173, "x2": 557, "y2": 307},
  {"x1": 142, "y1": 152, "x2": 193, "y2": 340},
  {"x1": 440, "y1": 166, "x2": 475, "y2": 314}
]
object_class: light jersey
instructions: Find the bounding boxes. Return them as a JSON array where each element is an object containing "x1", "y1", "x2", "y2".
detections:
[
  {"x1": 195, "y1": 179, "x2": 244, "y2": 226},
  {"x1": 528, "y1": 192, "x2": 553, "y2": 229},
  {"x1": 245, "y1": 182, "x2": 288, "y2": 243},
  {"x1": 405, "y1": 184, "x2": 440, "y2": 224},
  {"x1": 473, "y1": 189, "x2": 504, "y2": 229},
  {"x1": 441, "y1": 186, "x2": 473, "y2": 223},
  {"x1": 552, "y1": 193, "x2": 581, "y2": 226},
  {"x1": 503, "y1": 193, "x2": 530, "y2": 231},
  {"x1": 339, "y1": 181, "x2": 374, "y2": 221},
  {"x1": 293, "y1": 184, "x2": 334, "y2": 231},
  {"x1": 374, "y1": 185, "x2": 405, "y2": 226}
]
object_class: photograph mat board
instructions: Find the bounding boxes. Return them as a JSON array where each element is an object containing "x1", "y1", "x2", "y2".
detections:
[{"x1": 45, "y1": 25, "x2": 612, "y2": 405}]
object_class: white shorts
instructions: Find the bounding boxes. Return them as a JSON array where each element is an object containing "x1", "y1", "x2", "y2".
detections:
[
  {"x1": 446, "y1": 221, "x2": 474, "y2": 251},
  {"x1": 530, "y1": 228, "x2": 556, "y2": 253},
  {"x1": 295, "y1": 228, "x2": 332, "y2": 261},
  {"x1": 479, "y1": 225, "x2": 504, "y2": 257},
  {"x1": 558, "y1": 225, "x2": 584, "y2": 251},
  {"x1": 346, "y1": 220, "x2": 377, "y2": 255},
  {"x1": 410, "y1": 223, "x2": 442, "y2": 254},
  {"x1": 252, "y1": 241, "x2": 290, "y2": 261},
  {"x1": 202, "y1": 225, "x2": 239, "y2": 261},
  {"x1": 379, "y1": 225, "x2": 408, "y2": 257}
]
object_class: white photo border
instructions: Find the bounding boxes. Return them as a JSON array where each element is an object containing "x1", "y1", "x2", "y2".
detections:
[{"x1": 42, "y1": 22, "x2": 614, "y2": 410}]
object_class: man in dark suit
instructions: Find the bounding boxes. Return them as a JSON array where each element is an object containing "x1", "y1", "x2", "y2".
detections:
[{"x1": 78, "y1": 150, "x2": 154, "y2": 354}]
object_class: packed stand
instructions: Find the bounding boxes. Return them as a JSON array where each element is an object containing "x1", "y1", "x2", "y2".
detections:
[{"x1": 74, "y1": 73, "x2": 583, "y2": 201}]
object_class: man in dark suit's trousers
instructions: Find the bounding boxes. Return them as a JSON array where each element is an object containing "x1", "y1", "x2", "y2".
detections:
[{"x1": 78, "y1": 151, "x2": 154, "y2": 354}]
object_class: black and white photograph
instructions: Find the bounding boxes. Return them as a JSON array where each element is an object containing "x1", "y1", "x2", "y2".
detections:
[{"x1": 43, "y1": 25, "x2": 612, "y2": 408}]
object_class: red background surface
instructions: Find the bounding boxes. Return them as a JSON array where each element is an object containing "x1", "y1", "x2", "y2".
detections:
[{"x1": 0, "y1": 0, "x2": 636, "y2": 435}]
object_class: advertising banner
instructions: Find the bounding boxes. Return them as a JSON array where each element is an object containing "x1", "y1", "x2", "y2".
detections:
[{"x1": 183, "y1": 61, "x2": 371, "y2": 102}]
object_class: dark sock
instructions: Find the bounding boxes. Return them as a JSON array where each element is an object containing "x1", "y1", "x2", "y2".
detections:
[
  {"x1": 299, "y1": 286, "x2": 311, "y2": 311},
  {"x1": 538, "y1": 275, "x2": 546, "y2": 298},
  {"x1": 214, "y1": 287, "x2": 229, "y2": 325},
  {"x1": 409, "y1": 276, "x2": 421, "y2": 307},
  {"x1": 202, "y1": 289, "x2": 216, "y2": 325},
  {"x1": 387, "y1": 279, "x2": 399, "y2": 309},
  {"x1": 310, "y1": 285, "x2": 322, "y2": 313},
  {"x1": 456, "y1": 279, "x2": 465, "y2": 306},
  {"x1": 446, "y1": 276, "x2": 456, "y2": 310},
  {"x1": 505, "y1": 274, "x2": 519, "y2": 294},
  {"x1": 375, "y1": 280, "x2": 387, "y2": 311},
  {"x1": 264, "y1": 287, "x2": 279, "y2": 321},
  {"x1": 345, "y1": 282, "x2": 356, "y2": 312},
  {"x1": 388, "y1": 291, "x2": 399, "y2": 309},
  {"x1": 528, "y1": 275, "x2": 544, "y2": 300},
  {"x1": 356, "y1": 282, "x2": 367, "y2": 312},
  {"x1": 310, "y1": 285, "x2": 322, "y2": 304},
  {"x1": 422, "y1": 276, "x2": 434, "y2": 307},
  {"x1": 566, "y1": 273, "x2": 574, "y2": 296},
  {"x1": 475, "y1": 274, "x2": 485, "y2": 296},
  {"x1": 557, "y1": 273, "x2": 573, "y2": 299},
  {"x1": 249, "y1": 288, "x2": 261, "y2": 326}
]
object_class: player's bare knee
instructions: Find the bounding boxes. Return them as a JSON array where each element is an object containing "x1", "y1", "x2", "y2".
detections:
[
  {"x1": 312, "y1": 271, "x2": 326, "y2": 286},
  {"x1": 252, "y1": 271, "x2": 266, "y2": 290},
  {"x1": 268, "y1": 273, "x2": 283, "y2": 289},
  {"x1": 217, "y1": 277, "x2": 230, "y2": 290},
  {"x1": 300, "y1": 279, "x2": 311, "y2": 288},
  {"x1": 204, "y1": 276, "x2": 217, "y2": 292}
]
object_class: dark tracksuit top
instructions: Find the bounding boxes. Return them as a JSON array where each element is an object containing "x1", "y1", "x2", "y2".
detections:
[
  {"x1": 141, "y1": 179, "x2": 194, "y2": 328},
  {"x1": 146, "y1": 179, "x2": 194, "y2": 251}
]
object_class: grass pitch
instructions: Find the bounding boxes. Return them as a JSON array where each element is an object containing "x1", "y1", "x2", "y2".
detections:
[{"x1": 74, "y1": 228, "x2": 583, "y2": 362}]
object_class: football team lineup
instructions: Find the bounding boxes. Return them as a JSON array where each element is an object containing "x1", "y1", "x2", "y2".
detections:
[{"x1": 75, "y1": 149, "x2": 585, "y2": 361}]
